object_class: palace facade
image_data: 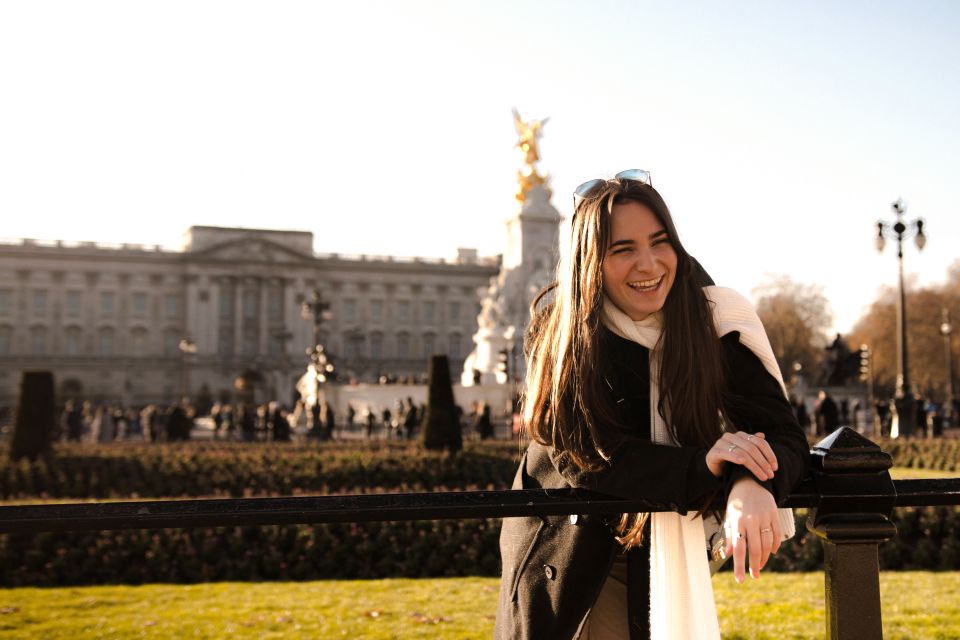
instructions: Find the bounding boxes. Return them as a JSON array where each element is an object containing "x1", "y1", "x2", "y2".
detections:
[{"x1": 0, "y1": 226, "x2": 499, "y2": 406}]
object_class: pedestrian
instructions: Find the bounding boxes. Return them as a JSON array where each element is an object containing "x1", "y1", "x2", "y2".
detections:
[
  {"x1": 211, "y1": 403, "x2": 224, "y2": 440},
  {"x1": 474, "y1": 402, "x2": 494, "y2": 440},
  {"x1": 321, "y1": 400, "x2": 336, "y2": 440},
  {"x1": 271, "y1": 404, "x2": 290, "y2": 442},
  {"x1": 402, "y1": 397, "x2": 419, "y2": 440},
  {"x1": 346, "y1": 403, "x2": 356, "y2": 434},
  {"x1": 813, "y1": 390, "x2": 839, "y2": 437},
  {"x1": 93, "y1": 404, "x2": 115, "y2": 443},
  {"x1": 381, "y1": 406, "x2": 392, "y2": 439},
  {"x1": 364, "y1": 405, "x2": 375, "y2": 439},
  {"x1": 64, "y1": 401, "x2": 84, "y2": 442},
  {"x1": 494, "y1": 170, "x2": 809, "y2": 639},
  {"x1": 240, "y1": 404, "x2": 257, "y2": 442}
]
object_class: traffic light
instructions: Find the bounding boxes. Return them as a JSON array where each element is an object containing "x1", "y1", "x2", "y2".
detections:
[{"x1": 859, "y1": 344, "x2": 871, "y2": 381}]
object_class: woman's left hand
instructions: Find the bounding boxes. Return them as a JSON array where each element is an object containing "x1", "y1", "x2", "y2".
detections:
[{"x1": 723, "y1": 476, "x2": 782, "y2": 583}]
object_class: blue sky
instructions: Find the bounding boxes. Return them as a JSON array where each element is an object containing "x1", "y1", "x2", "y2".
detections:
[{"x1": 1, "y1": 1, "x2": 958, "y2": 334}]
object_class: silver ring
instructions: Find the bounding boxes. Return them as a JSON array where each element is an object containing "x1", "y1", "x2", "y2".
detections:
[
  {"x1": 746, "y1": 434, "x2": 755, "y2": 440},
  {"x1": 727, "y1": 444, "x2": 737, "y2": 452},
  {"x1": 760, "y1": 527, "x2": 773, "y2": 534}
]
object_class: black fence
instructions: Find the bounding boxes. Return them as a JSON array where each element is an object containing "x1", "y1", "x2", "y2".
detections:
[{"x1": 2, "y1": 427, "x2": 960, "y2": 640}]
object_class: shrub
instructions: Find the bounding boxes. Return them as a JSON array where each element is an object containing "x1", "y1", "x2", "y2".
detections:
[
  {"x1": 421, "y1": 355, "x2": 462, "y2": 453},
  {"x1": 10, "y1": 371, "x2": 57, "y2": 462}
]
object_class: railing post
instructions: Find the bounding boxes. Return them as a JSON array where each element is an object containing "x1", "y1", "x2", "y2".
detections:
[{"x1": 806, "y1": 427, "x2": 897, "y2": 640}]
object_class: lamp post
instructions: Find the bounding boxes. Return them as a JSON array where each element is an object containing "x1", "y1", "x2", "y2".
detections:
[
  {"x1": 300, "y1": 290, "x2": 335, "y2": 418},
  {"x1": 941, "y1": 308, "x2": 955, "y2": 428},
  {"x1": 301, "y1": 289, "x2": 332, "y2": 358},
  {"x1": 875, "y1": 197, "x2": 926, "y2": 437}
]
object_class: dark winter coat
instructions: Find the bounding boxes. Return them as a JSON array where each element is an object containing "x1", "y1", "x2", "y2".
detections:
[{"x1": 494, "y1": 329, "x2": 809, "y2": 639}]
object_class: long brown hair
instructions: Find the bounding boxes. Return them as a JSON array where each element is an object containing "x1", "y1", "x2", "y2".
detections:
[{"x1": 523, "y1": 178, "x2": 726, "y2": 546}]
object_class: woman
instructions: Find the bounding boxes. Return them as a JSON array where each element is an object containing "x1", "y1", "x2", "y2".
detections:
[{"x1": 494, "y1": 171, "x2": 808, "y2": 640}]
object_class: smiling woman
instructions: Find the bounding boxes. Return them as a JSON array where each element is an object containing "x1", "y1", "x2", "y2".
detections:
[{"x1": 495, "y1": 172, "x2": 809, "y2": 640}]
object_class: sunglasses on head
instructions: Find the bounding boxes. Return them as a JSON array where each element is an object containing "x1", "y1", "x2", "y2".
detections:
[{"x1": 573, "y1": 169, "x2": 652, "y2": 209}]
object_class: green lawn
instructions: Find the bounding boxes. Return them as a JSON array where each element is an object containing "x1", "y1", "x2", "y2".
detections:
[{"x1": 1, "y1": 572, "x2": 958, "y2": 639}]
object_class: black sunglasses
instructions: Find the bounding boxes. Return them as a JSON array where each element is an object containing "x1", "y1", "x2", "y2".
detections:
[{"x1": 573, "y1": 169, "x2": 652, "y2": 208}]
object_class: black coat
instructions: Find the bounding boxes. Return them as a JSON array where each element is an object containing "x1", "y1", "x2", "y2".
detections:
[{"x1": 494, "y1": 330, "x2": 809, "y2": 639}]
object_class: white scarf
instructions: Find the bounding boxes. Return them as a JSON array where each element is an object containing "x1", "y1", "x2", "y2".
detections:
[{"x1": 600, "y1": 286, "x2": 795, "y2": 640}]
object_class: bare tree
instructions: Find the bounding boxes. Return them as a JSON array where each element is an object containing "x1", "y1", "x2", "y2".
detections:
[
  {"x1": 849, "y1": 277, "x2": 960, "y2": 400},
  {"x1": 753, "y1": 275, "x2": 833, "y2": 381}
]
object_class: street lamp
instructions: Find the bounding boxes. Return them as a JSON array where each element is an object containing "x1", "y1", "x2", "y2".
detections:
[
  {"x1": 941, "y1": 308, "x2": 955, "y2": 428},
  {"x1": 301, "y1": 289, "x2": 332, "y2": 358},
  {"x1": 300, "y1": 290, "x2": 335, "y2": 425},
  {"x1": 875, "y1": 197, "x2": 926, "y2": 437}
]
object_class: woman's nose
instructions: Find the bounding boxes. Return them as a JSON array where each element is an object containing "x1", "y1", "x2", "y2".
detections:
[{"x1": 632, "y1": 247, "x2": 656, "y2": 272}]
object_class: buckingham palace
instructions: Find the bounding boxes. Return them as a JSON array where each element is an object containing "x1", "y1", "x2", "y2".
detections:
[{"x1": 0, "y1": 226, "x2": 500, "y2": 406}]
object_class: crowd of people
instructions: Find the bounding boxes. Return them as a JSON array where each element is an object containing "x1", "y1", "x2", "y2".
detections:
[
  {"x1": 51, "y1": 397, "x2": 504, "y2": 443},
  {"x1": 790, "y1": 390, "x2": 958, "y2": 439}
]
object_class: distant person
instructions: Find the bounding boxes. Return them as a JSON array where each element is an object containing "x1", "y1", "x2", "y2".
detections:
[
  {"x1": 93, "y1": 405, "x2": 115, "y2": 443},
  {"x1": 240, "y1": 404, "x2": 257, "y2": 442},
  {"x1": 364, "y1": 406, "x2": 376, "y2": 439},
  {"x1": 64, "y1": 401, "x2": 84, "y2": 442},
  {"x1": 876, "y1": 399, "x2": 891, "y2": 437},
  {"x1": 346, "y1": 404, "x2": 356, "y2": 433},
  {"x1": 474, "y1": 402, "x2": 493, "y2": 440},
  {"x1": 381, "y1": 407, "x2": 392, "y2": 438},
  {"x1": 271, "y1": 404, "x2": 290, "y2": 442},
  {"x1": 166, "y1": 401, "x2": 193, "y2": 442},
  {"x1": 814, "y1": 390, "x2": 839, "y2": 437},
  {"x1": 402, "y1": 397, "x2": 419, "y2": 440},
  {"x1": 321, "y1": 401, "x2": 335, "y2": 440}
]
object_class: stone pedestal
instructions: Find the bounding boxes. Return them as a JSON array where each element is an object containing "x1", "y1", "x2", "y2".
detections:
[{"x1": 462, "y1": 185, "x2": 561, "y2": 386}]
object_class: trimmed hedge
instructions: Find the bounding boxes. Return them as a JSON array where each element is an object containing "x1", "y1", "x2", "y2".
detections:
[
  {"x1": 2, "y1": 438, "x2": 960, "y2": 585},
  {"x1": 0, "y1": 441, "x2": 519, "y2": 500}
]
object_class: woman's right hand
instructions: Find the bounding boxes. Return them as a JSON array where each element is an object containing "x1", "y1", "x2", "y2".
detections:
[{"x1": 706, "y1": 431, "x2": 779, "y2": 480}]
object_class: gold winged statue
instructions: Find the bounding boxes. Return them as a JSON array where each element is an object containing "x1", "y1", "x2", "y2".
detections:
[{"x1": 512, "y1": 108, "x2": 551, "y2": 202}]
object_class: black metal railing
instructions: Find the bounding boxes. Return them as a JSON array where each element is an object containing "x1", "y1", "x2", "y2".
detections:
[{"x1": 2, "y1": 427, "x2": 959, "y2": 640}]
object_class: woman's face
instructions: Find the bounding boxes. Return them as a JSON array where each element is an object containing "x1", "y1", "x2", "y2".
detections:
[{"x1": 601, "y1": 200, "x2": 677, "y2": 321}]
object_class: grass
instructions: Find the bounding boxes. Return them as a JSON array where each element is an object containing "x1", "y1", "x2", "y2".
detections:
[{"x1": 1, "y1": 572, "x2": 958, "y2": 639}]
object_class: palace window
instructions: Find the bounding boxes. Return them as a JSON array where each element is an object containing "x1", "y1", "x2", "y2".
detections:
[
  {"x1": 30, "y1": 326, "x2": 47, "y2": 355},
  {"x1": 100, "y1": 292, "x2": 115, "y2": 314},
  {"x1": 33, "y1": 290, "x2": 47, "y2": 315},
  {"x1": 0, "y1": 326, "x2": 11, "y2": 354},
  {"x1": 131, "y1": 292, "x2": 147, "y2": 315},
  {"x1": 0, "y1": 290, "x2": 12, "y2": 315},
  {"x1": 65, "y1": 327, "x2": 82, "y2": 355},
  {"x1": 98, "y1": 327, "x2": 115, "y2": 356},
  {"x1": 165, "y1": 294, "x2": 179, "y2": 318},
  {"x1": 65, "y1": 291, "x2": 81, "y2": 317}
]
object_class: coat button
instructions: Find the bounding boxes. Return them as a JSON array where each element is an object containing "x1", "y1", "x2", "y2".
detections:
[{"x1": 544, "y1": 565, "x2": 556, "y2": 580}]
